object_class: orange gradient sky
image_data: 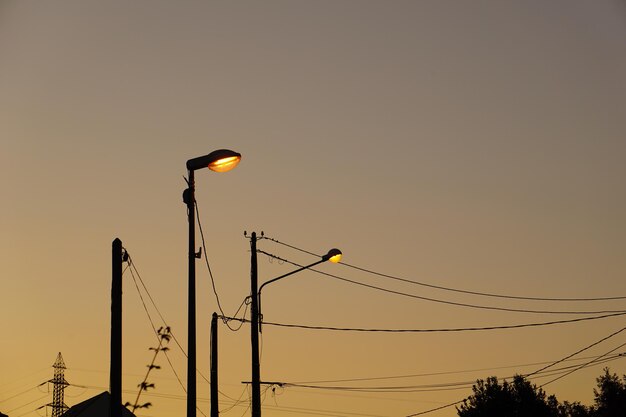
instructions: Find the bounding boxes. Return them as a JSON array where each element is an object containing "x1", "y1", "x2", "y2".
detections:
[{"x1": 1, "y1": 2, "x2": 626, "y2": 417}]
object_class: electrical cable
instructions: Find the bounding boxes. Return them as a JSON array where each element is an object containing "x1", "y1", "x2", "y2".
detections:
[
  {"x1": 237, "y1": 385, "x2": 251, "y2": 417},
  {"x1": 125, "y1": 251, "x2": 240, "y2": 404},
  {"x1": 540, "y1": 340, "x2": 626, "y2": 387},
  {"x1": 195, "y1": 198, "x2": 248, "y2": 332},
  {"x1": 6, "y1": 395, "x2": 48, "y2": 413},
  {"x1": 15, "y1": 405, "x2": 46, "y2": 417},
  {"x1": 406, "y1": 399, "x2": 464, "y2": 417},
  {"x1": 266, "y1": 237, "x2": 626, "y2": 302},
  {"x1": 404, "y1": 324, "x2": 626, "y2": 416},
  {"x1": 259, "y1": 252, "x2": 626, "y2": 315},
  {"x1": 0, "y1": 383, "x2": 45, "y2": 404},
  {"x1": 69, "y1": 382, "x2": 211, "y2": 417},
  {"x1": 219, "y1": 386, "x2": 249, "y2": 414},
  {"x1": 289, "y1": 352, "x2": 625, "y2": 385},
  {"x1": 280, "y1": 355, "x2": 623, "y2": 393},
  {"x1": 258, "y1": 401, "x2": 392, "y2": 417},
  {"x1": 219, "y1": 311, "x2": 626, "y2": 333},
  {"x1": 126, "y1": 259, "x2": 188, "y2": 397},
  {"x1": 524, "y1": 326, "x2": 626, "y2": 378},
  {"x1": 0, "y1": 367, "x2": 51, "y2": 391}
]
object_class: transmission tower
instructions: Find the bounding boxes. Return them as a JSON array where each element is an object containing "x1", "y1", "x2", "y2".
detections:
[{"x1": 47, "y1": 352, "x2": 69, "y2": 417}]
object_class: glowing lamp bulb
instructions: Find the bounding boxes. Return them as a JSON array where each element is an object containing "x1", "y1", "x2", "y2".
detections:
[
  {"x1": 329, "y1": 253, "x2": 342, "y2": 263},
  {"x1": 208, "y1": 155, "x2": 241, "y2": 173},
  {"x1": 325, "y1": 248, "x2": 342, "y2": 263}
]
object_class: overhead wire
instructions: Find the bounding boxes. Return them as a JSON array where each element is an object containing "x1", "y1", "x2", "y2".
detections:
[
  {"x1": 524, "y1": 325, "x2": 626, "y2": 378},
  {"x1": 68, "y1": 382, "x2": 210, "y2": 417},
  {"x1": 126, "y1": 260, "x2": 186, "y2": 395},
  {"x1": 266, "y1": 237, "x2": 626, "y2": 302},
  {"x1": 0, "y1": 367, "x2": 52, "y2": 391},
  {"x1": 195, "y1": 197, "x2": 249, "y2": 332},
  {"x1": 218, "y1": 386, "x2": 249, "y2": 414},
  {"x1": 219, "y1": 311, "x2": 626, "y2": 334},
  {"x1": 0, "y1": 383, "x2": 45, "y2": 404},
  {"x1": 404, "y1": 324, "x2": 626, "y2": 416},
  {"x1": 540, "y1": 340, "x2": 626, "y2": 387},
  {"x1": 125, "y1": 250, "x2": 241, "y2": 404},
  {"x1": 257, "y1": 251, "x2": 626, "y2": 315},
  {"x1": 278, "y1": 355, "x2": 624, "y2": 394},
  {"x1": 289, "y1": 352, "x2": 626, "y2": 385},
  {"x1": 5, "y1": 395, "x2": 48, "y2": 413}
]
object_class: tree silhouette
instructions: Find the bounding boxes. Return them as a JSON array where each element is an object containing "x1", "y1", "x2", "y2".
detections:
[
  {"x1": 456, "y1": 368, "x2": 626, "y2": 417},
  {"x1": 593, "y1": 368, "x2": 626, "y2": 417},
  {"x1": 557, "y1": 401, "x2": 592, "y2": 417},
  {"x1": 457, "y1": 375, "x2": 558, "y2": 417}
]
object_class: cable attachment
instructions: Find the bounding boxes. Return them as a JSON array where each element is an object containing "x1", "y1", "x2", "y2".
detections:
[
  {"x1": 182, "y1": 188, "x2": 193, "y2": 205},
  {"x1": 195, "y1": 247, "x2": 202, "y2": 259},
  {"x1": 121, "y1": 248, "x2": 130, "y2": 263}
]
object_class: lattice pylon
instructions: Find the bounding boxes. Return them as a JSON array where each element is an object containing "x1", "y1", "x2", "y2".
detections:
[{"x1": 46, "y1": 352, "x2": 69, "y2": 417}]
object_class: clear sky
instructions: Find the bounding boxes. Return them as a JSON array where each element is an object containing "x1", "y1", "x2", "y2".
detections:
[{"x1": 1, "y1": 1, "x2": 626, "y2": 417}]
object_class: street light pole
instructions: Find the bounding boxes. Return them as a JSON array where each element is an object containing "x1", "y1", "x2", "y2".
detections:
[
  {"x1": 184, "y1": 149, "x2": 241, "y2": 417},
  {"x1": 250, "y1": 232, "x2": 261, "y2": 417},
  {"x1": 249, "y1": 240, "x2": 341, "y2": 417},
  {"x1": 185, "y1": 169, "x2": 197, "y2": 417}
]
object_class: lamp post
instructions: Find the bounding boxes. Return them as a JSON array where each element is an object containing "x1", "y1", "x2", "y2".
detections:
[
  {"x1": 184, "y1": 149, "x2": 241, "y2": 417},
  {"x1": 249, "y1": 232, "x2": 341, "y2": 417}
]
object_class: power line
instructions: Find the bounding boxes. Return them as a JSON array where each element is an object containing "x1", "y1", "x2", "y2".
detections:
[
  {"x1": 278, "y1": 355, "x2": 624, "y2": 394},
  {"x1": 405, "y1": 399, "x2": 464, "y2": 417},
  {"x1": 219, "y1": 311, "x2": 626, "y2": 334},
  {"x1": 524, "y1": 326, "x2": 626, "y2": 378},
  {"x1": 404, "y1": 325, "x2": 626, "y2": 416},
  {"x1": 195, "y1": 198, "x2": 227, "y2": 321},
  {"x1": 67, "y1": 383, "x2": 387, "y2": 417},
  {"x1": 195, "y1": 197, "x2": 251, "y2": 332},
  {"x1": 124, "y1": 250, "x2": 241, "y2": 405},
  {"x1": 266, "y1": 237, "x2": 626, "y2": 302},
  {"x1": 6, "y1": 395, "x2": 49, "y2": 413},
  {"x1": 289, "y1": 353, "x2": 625, "y2": 385},
  {"x1": 127, "y1": 261, "x2": 185, "y2": 389},
  {"x1": 540, "y1": 341, "x2": 626, "y2": 387},
  {"x1": 258, "y1": 251, "x2": 626, "y2": 315},
  {"x1": 0, "y1": 383, "x2": 45, "y2": 404}
]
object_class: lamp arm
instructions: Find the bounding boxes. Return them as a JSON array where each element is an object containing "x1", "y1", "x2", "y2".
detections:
[
  {"x1": 258, "y1": 259, "x2": 324, "y2": 295},
  {"x1": 257, "y1": 258, "x2": 326, "y2": 332}
]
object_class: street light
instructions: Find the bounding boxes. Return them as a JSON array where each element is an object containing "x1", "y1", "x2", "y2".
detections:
[
  {"x1": 249, "y1": 233, "x2": 341, "y2": 417},
  {"x1": 257, "y1": 248, "x2": 342, "y2": 327},
  {"x1": 184, "y1": 149, "x2": 241, "y2": 417}
]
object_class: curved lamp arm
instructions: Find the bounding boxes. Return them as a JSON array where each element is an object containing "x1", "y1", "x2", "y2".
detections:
[{"x1": 257, "y1": 249, "x2": 341, "y2": 332}]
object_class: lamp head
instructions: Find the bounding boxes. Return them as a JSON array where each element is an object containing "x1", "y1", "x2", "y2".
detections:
[
  {"x1": 323, "y1": 248, "x2": 342, "y2": 263},
  {"x1": 187, "y1": 149, "x2": 242, "y2": 172}
]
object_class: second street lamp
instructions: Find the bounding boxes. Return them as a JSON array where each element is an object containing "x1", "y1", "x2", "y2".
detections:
[
  {"x1": 248, "y1": 233, "x2": 341, "y2": 417},
  {"x1": 184, "y1": 149, "x2": 241, "y2": 417},
  {"x1": 257, "y1": 248, "x2": 342, "y2": 331}
]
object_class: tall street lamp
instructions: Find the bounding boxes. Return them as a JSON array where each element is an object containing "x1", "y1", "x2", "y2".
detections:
[
  {"x1": 184, "y1": 149, "x2": 241, "y2": 417},
  {"x1": 249, "y1": 232, "x2": 341, "y2": 417}
]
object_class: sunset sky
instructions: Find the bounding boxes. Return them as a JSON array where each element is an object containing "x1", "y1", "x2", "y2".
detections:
[{"x1": 1, "y1": 2, "x2": 626, "y2": 417}]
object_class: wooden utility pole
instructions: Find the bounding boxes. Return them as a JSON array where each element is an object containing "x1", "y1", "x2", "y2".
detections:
[
  {"x1": 250, "y1": 232, "x2": 261, "y2": 417},
  {"x1": 211, "y1": 312, "x2": 219, "y2": 417},
  {"x1": 110, "y1": 238, "x2": 123, "y2": 417}
]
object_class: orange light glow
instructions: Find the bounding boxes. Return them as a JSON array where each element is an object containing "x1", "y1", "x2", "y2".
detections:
[
  {"x1": 208, "y1": 155, "x2": 241, "y2": 172},
  {"x1": 329, "y1": 253, "x2": 342, "y2": 263}
]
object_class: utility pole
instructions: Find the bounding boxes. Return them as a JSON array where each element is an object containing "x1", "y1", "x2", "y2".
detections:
[
  {"x1": 250, "y1": 232, "x2": 261, "y2": 417},
  {"x1": 210, "y1": 312, "x2": 219, "y2": 417},
  {"x1": 185, "y1": 169, "x2": 197, "y2": 417},
  {"x1": 110, "y1": 238, "x2": 123, "y2": 417}
]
